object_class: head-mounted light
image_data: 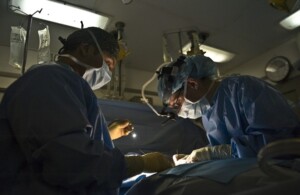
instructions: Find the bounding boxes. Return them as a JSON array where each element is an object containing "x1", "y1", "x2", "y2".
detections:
[{"x1": 157, "y1": 55, "x2": 186, "y2": 104}]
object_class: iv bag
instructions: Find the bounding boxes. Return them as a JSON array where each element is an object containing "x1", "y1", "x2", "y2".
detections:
[
  {"x1": 9, "y1": 26, "x2": 26, "y2": 69},
  {"x1": 37, "y1": 25, "x2": 51, "y2": 64}
]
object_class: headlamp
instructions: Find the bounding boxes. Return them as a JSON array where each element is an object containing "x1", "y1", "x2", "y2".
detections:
[
  {"x1": 157, "y1": 55, "x2": 186, "y2": 104},
  {"x1": 141, "y1": 56, "x2": 186, "y2": 125}
]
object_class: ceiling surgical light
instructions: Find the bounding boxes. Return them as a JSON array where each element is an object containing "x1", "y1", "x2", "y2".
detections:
[
  {"x1": 280, "y1": 9, "x2": 300, "y2": 30},
  {"x1": 9, "y1": 0, "x2": 110, "y2": 29},
  {"x1": 182, "y1": 43, "x2": 235, "y2": 63}
]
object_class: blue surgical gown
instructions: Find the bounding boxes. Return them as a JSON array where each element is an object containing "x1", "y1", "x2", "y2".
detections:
[
  {"x1": 0, "y1": 63, "x2": 125, "y2": 195},
  {"x1": 202, "y1": 75, "x2": 300, "y2": 158}
]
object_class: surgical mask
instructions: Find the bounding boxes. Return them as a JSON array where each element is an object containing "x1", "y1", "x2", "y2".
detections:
[
  {"x1": 177, "y1": 98, "x2": 202, "y2": 119},
  {"x1": 82, "y1": 61, "x2": 112, "y2": 90},
  {"x1": 58, "y1": 53, "x2": 112, "y2": 90},
  {"x1": 177, "y1": 81, "x2": 202, "y2": 119},
  {"x1": 84, "y1": 30, "x2": 112, "y2": 90},
  {"x1": 177, "y1": 80, "x2": 215, "y2": 119}
]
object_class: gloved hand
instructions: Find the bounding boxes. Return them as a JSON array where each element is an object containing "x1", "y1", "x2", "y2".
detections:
[
  {"x1": 125, "y1": 152, "x2": 174, "y2": 178},
  {"x1": 173, "y1": 144, "x2": 231, "y2": 165},
  {"x1": 108, "y1": 119, "x2": 134, "y2": 140},
  {"x1": 173, "y1": 154, "x2": 189, "y2": 166}
]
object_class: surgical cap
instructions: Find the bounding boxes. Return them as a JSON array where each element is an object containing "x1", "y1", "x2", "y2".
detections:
[
  {"x1": 157, "y1": 55, "x2": 217, "y2": 104},
  {"x1": 58, "y1": 27, "x2": 119, "y2": 58}
]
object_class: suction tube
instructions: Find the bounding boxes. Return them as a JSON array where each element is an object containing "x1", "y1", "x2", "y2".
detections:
[{"x1": 141, "y1": 62, "x2": 170, "y2": 117}]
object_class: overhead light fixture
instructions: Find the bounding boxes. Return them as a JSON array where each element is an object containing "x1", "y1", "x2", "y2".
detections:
[
  {"x1": 121, "y1": 0, "x2": 133, "y2": 5},
  {"x1": 280, "y1": 9, "x2": 300, "y2": 30},
  {"x1": 9, "y1": 0, "x2": 110, "y2": 29},
  {"x1": 182, "y1": 43, "x2": 235, "y2": 63}
]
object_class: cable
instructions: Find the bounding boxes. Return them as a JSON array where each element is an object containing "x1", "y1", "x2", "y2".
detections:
[{"x1": 141, "y1": 62, "x2": 170, "y2": 117}]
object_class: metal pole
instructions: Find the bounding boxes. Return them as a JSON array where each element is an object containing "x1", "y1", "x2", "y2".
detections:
[
  {"x1": 115, "y1": 21, "x2": 125, "y2": 97},
  {"x1": 178, "y1": 31, "x2": 183, "y2": 55},
  {"x1": 118, "y1": 60, "x2": 122, "y2": 97},
  {"x1": 21, "y1": 14, "x2": 33, "y2": 74},
  {"x1": 20, "y1": 8, "x2": 42, "y2": 74}
]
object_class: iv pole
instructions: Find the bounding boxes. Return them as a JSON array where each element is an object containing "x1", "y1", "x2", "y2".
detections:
[
  {"x1": 115, "y1": 21, "x2": 125, "y2": 97},
  {"x1": 10, "y1": 5, "x2": 42, "y2": 74}
]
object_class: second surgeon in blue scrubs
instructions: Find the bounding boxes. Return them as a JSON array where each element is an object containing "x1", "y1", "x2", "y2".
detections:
[{"x1": 157, "y1": 55, "x2": 300, "y2": 164}]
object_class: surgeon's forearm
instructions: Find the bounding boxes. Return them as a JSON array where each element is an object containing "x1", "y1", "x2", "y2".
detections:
[
  {"x1": 33, "y1": 132, "x2": 125, "y2": 189},
  {"x1": 210, "y1": 144, "x2": 232, "y2": 159},
  {"x1": 186, "y1": 144, "x2": 232, "y2": 163},
  {"x1": 124, "y1": 155, "x2": 144, "y2": 178},
  {"x1": 124, "y1": 152, "x2": 174, "y2": 179}
]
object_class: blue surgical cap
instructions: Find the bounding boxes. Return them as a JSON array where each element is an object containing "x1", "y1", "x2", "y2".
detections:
[{"x1": 157, "y1": 55, "x2": 217, "y2": 104}]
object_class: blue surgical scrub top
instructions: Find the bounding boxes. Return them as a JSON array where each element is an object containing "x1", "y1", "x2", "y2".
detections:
[
  {"x1": 201, "y1": 75, "x2": 300, "y2": 158},
  {"x1": 0, "y1": 63, "x2": 125, "y2": 195}
]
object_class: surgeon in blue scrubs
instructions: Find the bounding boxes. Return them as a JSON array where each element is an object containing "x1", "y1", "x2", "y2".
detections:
[
  {"x1": 0, "y1": 27, "x2": 173, "y2": 195},
  {"x1": 157, "y1": 55, "x2": 300, "y2": 164}
]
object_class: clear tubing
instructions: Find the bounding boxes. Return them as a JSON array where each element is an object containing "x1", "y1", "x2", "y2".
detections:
[{"x1": 141, "y1": 62, "x2": 170, "y2": 117}]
